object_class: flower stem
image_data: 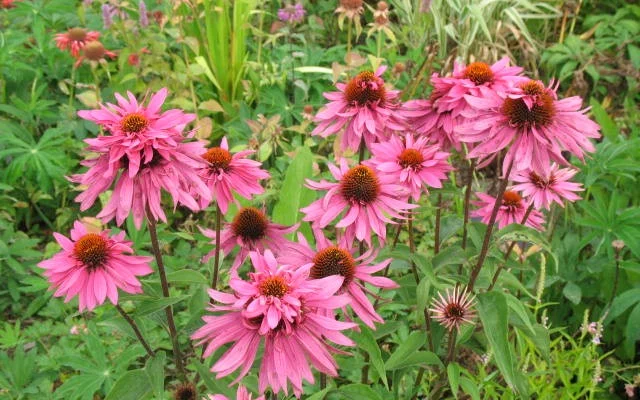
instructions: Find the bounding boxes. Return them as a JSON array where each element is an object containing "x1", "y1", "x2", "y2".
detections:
[
  {"x1": 434, "y1": 193, "x2": 442, "y2": 255},
  {"x1": 446, "y1": 329, "x2": 458, "y2": 364},
  {"x1": 211, "y1": 203, "x2": 222, "y2": 289},
  {"x1": 147, "y1": 212, "x2": 186, "y2": 381},
  {"x1": 358, "y1": 137, "x2": 366, "y2": 163},
  {"x1": 461, "y1": 159, "x2": 476, "y2": 251},
  {"x1": 346, "y1": 21, "x2": 352, "y2": 67},
  {"x1": 602, "y1": 246, "x2": 623, "y2": 321},
  {"x1": 114, "y1": 303, "x2": 155, "y2": 358},
  {"x1": 467, "y1": 159, "x2": 514, "y2": 292},
  {"x1": 68, "y1": 67, "x2": 76, "y2": 108},
  {"x1": 487, "y1": 203, "x2": 535, "y2": 291}
]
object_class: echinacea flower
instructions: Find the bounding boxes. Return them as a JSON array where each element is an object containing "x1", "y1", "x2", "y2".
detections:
[
  {"x1": 279, "y1": 231, "x2": 397, "y2": 328},
  {"x1": 336, "y1": 0, "x2": 364, "y2": 31},
  {"x1": 277, "y1": 2, "x2": 305, "y2": 24},
  {"x1": 312, "y1": 67, "x2": 404, "y2": 152},
  {"x1": 72, "y1": 88, "x2": 211, "y2": 228},
  {"x1": 197, "y1": 137, "x2": 270, "y2": 213},
  {"x1": 73, "y1": 41, "x2": 117, "y2": 68},
  {"x1": 38, "y1": 220, "x2": 153, "y2": 312},
  {"x1": 301, "y1": 159, "x2": 416, "y2": 246},
  {"x1": 511, "y1": 163, "x2": 583, "y2": 210},
  {"x1": 206, "y1": 386, "x2": 265, "y2": 400},
  {"x1": 401, "y1": 57, "x2": 525, "y2": 151},
  {"x1": 368, "y1": 133, "x2": 452, "y2": 201},
  {"x1": 457, "y1": 80, "x2": 601, "y2": 175},
  {"x1": 192, "y1": 250, "x2": 355, "y2": 397},
  {"x1": 55, "y1": 27, "x2": 101, "y2": 58},
  {"x1": 430, "y1": 286, "x2": 476, "y2": 332},
  {"x1": 200, "y1": 207, "x2": 296, "y2": 271},
  {"x1": 173, "y1": 382, "x2": 197, "y2": 400},
  {"x1": 471, "y1": 190, "x2": 545, "y2": 230}
]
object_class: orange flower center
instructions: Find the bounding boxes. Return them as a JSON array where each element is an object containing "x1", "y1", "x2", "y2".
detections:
[
  {"x1": 73, "y1": 233, "x2": 108, "y2": 269},
  {"x1": 344, "y1": 71, "x2": 386, "y2": 106},
  {"x1": 398, "y1": 148, "x2": 424, "y2": 169},
  {"x1": 463, "y1": 62, "x2": 494, "y2": 85},
  {"x1": 340, "y1": 165, "x2": 380, "y2": 204},
  {"x1": 231, "y1": 207, "x2": 269, "y2": 241},
  {"x1": 310, "y1": 246, "x2": 356, "y2": 292},
  {"x1": 258, "y1": 276, "x2": 289, "y2": 298},
  {"x1": 202, "y1": 147, "x2": 232, "y2": 172},
  {"x1": 502, "y1": 81, "x2": 555, "y2": 128},
  {"x1": 445, "y1": 303, "x2": 465, "y2": 319},
  {"x1": 502, "y1": 190, "x2": 522, "y2": 207},
  {"x1": 83, "y1": 41, "x2": 107, "y2": 61},
  {"x1": 121, "y1": 113, "x2": 149, "y2": 134},
  {"x1": 68, "y1": 27, "x2": 87, "y2": 41}
]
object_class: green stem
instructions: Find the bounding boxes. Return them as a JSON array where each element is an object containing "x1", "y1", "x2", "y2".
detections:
[
  {"x1": 211, "y1": 203, "x2": 222, "y2": 289},
  {"x1": 68, "y1": 67, "x2": 76, "y2": 107},
  {"x1": 434, "y1": 193, "x2": 442, "y2": 255},
  {"x1": 114, "y1": 304, "x2": 155, "y2": 358}
]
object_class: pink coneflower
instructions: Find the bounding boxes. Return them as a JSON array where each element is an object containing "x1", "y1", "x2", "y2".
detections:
[
  {"x1": 279, "y1": 231, "x2": 397, "y2": 328},
  {"x1": 511, "y1": 163, "x2": 583, "y2": 210},
  {"x1": 312, "y1": 67, "x2": 404, "y2": 152},
  {"x1": 471, "y1": 190, "x2": 545, "y2": 230},
  {"x1": 72, "y1": 88, "x2": 211, "y2": 228},
  {"x1": 206, "y1": 386, "x2": 265, "y2": 400},
  {"x1": 301, "y1": 159, "x2": 415, "y2": 246},
  {"x1": 198, "y1": 137, "x2": 270, "y2": 213},
  {"x1": 38, "y1": 220, "x2": 153, "y2": 312},
  {"x1": 368, "y1": 133, "x2": 452, "y2": 201},
  {"x1": 55, "y1": 28, "x2": 101, "y2": 58},
  {"x1": 192, "y1": 250, "x2": 355, "y2": 397},
  {"x1": 401, "y1": 58, "x2": 525, "y2": 151},
  {"x1": 457, "y1": 80, "x2": 601, "y2": 175},
  {"x1": 73, "y1": 41, "x2": 117, "y2": 68},
  {"x1": 430, "y1": 286, "x2": 476, "y2": 332},
  {"x1": 200, "y1": 207, "x2": 296, "y2": 271},
  {"x1": 277, "y1": 2, "x2": 305, "y2": 24}
]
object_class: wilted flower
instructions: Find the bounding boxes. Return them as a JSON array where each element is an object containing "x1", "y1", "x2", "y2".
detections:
[
  {"x1": 471, "y1": 190, "x2": 545, "y2": 230},
  {"x1": 73, "y1": 41, "x2": 117, "y2": 68},
  {"x1": 301, "y1": 159, "x2": 416, "y2": 246},
  {"x1": 458, "y1": 80, "x2": 601, "y2": 175},
  {"x1": 511, "y1": 163, "x2": 583, "y2": 210},
  {"x1": 430, "y1": 286, "x2": 476, "y2": 332},
  {"x1": 38, "y1": 221, "x2": 153, "y2": 312},
  {"x1": 173, "y1": 382, "x2": 197, "y2": 400},
  {"x1": 55, "y1": 28, "x2": 101, "y2": 58},
  {"x1": 336, "y1": 0, "x2": 364, "y2": 33}
]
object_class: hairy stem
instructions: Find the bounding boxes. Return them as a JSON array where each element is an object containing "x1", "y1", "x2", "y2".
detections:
[
  {"x1": 487, "y1": 203, "x2": 535, "y2": 291},
  {"x1": 147, "y1": 211, "x2": 186, "y2": 380},
  {"x1": 446, "y1": 329, "x2": 458, "y2": 364},
  {"x1": 461, "y1": 159, "x2": 476, "y2": 251},
  {"x1": 434, "y1": 193, "x2": 442, "y2": 255},
  {"x1": 114, "y1": 304, "x2": 155, "y2": 358},
  {"x1": 467, "y1": 160, "x2": 514, "y2": 292}
]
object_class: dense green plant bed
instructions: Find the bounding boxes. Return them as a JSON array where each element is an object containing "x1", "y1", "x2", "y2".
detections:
[{"x1": 1, "y1": 0, "x2": 639, "y2": 399}]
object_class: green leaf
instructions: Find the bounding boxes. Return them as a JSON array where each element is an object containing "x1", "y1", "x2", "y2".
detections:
[
  {"x1": 353, "y1": 326, "x2": 388, "y2": 388},
  {"x1": 337, "y1": 384, "x2": 384, "y2": 400},
  {"x1": 605, "y1": 288, "x2": 640, "y2": 323},
  {"x1": 623, "y1": 303, "x2": 640, "y2": 357},
  {"x1": 477, "y1": 292, "x2": 529, "y2": 396},
  {"x1": 385, "y1": 332, "x2": 426, "y2": 370},
  {"x1": 447, "y1": 362, "x2": 460, "y2": 399},
  {"x1": 459, "y1": 377, "x2": 481, "y2": 400},
  {"x1": 504, "y1": 293, "x2": 535, "y2": 334},
  {"x1": 562, "y1": 282, "x2": 582, "y2": 305},
  {"x1": 104, "y1": 369, "x2": 152, "y2": 400},
  {"x1": 272, "y1": 146, "x2": 314, "y2": 238},
  {"x1": 134, "y1": 295, "x2": 189, "y2": 316},
  {"x1": 166, "y1": 270, "x2": 208, "y2": 285},
  {"x1": 390, "y1": 351, "x2": 442, "y2": 370},
  {"x1": 589, "y1": 99, "x2": 618, "y2": 142},
  {"x1": 144, "y1": 352, "x2": 165, "y2": 398}
]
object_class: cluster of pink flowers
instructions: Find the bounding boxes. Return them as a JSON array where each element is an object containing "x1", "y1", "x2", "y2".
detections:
[{"x1": 55, "y1": 27, "x2": 116, "y2": 67}]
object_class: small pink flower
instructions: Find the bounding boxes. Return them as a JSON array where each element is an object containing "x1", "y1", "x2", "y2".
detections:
[
  {"x1": 72, "y1": 88, "x2": 211, "y2": 228},
  {"x1": 73, "y1": 41, "x2": 117, "y2": 68},
  {"x1": 206, "y1": 386, "x2": 265, "y2": 400},
  {"x1": 278, "y1": 2, "x2": 305, "y2": 24},
  {"x1": 457, "y1": 80, "x2": 601, "y2": 175},
  {"x1": 511, "y1": 163, "x2": 583, "y2": 210},
  {"x1": 198, "y1": 137, "x2": 270, "y2": 213},
  {"x1": 430, "y1": 286, "x2": 476, "y2": 332},
  {"x1": 301, "y1": 160, "x2": 416, "y2": 246},
  {"x1": 368, "y1": 133, "x2": 452, "y2": 201},
  {"x1": 200, "y1": 207, "x2": 296, "y2": 271},
  {"x1": 192, "y1": 250, "x2": 355, "y2": 397},
  {"x1": 401, "y1": 58, "x2": 525, "y2": 151},
  {"x1": 312, "y1": 67, "x2": 404, "y2": 152},
  {"x1": 471, "y1": 190, "x2": 545, "y2": 231},
  {"x1": 55, "y1": 28, "x2": 101, "y2": 58},
  {"x1": 38, "y1": 221, "x2": 153, "y2": 312},
  {"x1": 280, "y1": 231, "x2": 398, "y2": 328}
]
